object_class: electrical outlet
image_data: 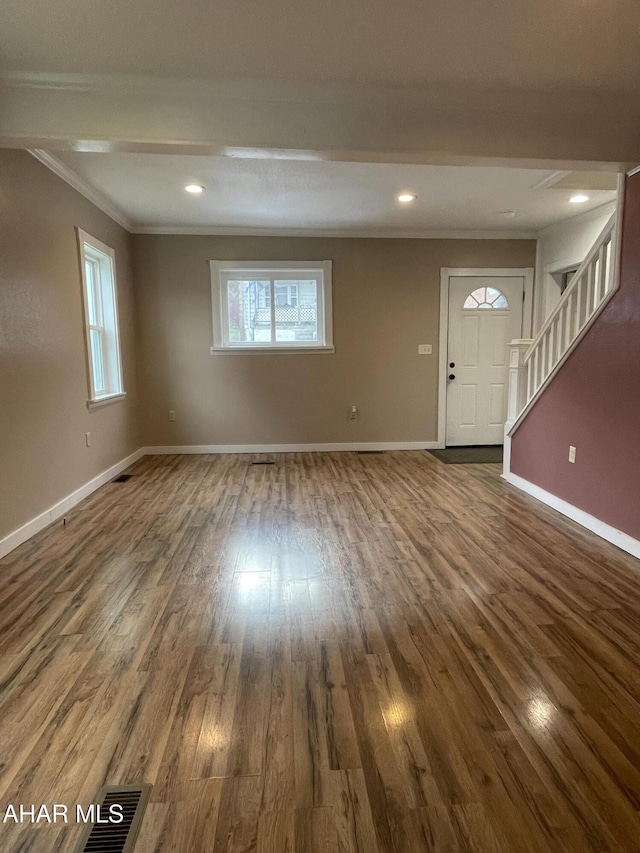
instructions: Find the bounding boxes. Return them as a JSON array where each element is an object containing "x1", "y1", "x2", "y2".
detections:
[
  {"x1": 168, "y1": 410, "x2": 176, "y2": 422},
  {"x1": 569, "y1": 445, "x2": 576, "y2": 463},
  {"x1": 350, "y1": 405, "x2": 358, "y2": 420},
  {"x1": 85, "y1": 432, "x2": 91, "y2": 447},
  {"x1": 418, "y1": 344, "x2": 433, "y2": 355}
]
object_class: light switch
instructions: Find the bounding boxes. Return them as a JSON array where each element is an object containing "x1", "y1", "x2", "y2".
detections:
[{"x1": 418, "y1": 344, "x2": 433, "y2": 355}]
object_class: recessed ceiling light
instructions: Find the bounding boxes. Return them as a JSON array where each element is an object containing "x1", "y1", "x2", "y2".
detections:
[
  {"x1": 185, "y1": 184, "x2": 205, "y2": 194},
  {"x1": 569, "y1": 193, "x2": 589, "y2": 204},
  {"x1": 397, "y1": 192, "x2": 416, "y2": 203}
]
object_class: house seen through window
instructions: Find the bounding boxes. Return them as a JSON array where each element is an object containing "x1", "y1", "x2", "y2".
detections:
[
  {"x1": 463, "y1": 286, "x2": 509, "y2": 310},
  {"x1": 210, "y1": 262, "x2": 333, "y2": 351}
]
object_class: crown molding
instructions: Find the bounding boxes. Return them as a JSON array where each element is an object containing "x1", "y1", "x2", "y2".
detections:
[
  {"x1": 28, "y1": 150, "x2": 133, "y2": 231},
  {"x1": 21, "y1": 150, "x2": 539, "y2": 240},
  {"x1": 24, "y1": 143, "x2": 613, "y2": 241},
  {"x1": 131, "y1": 224, "x2": 538, "y2": 239}
]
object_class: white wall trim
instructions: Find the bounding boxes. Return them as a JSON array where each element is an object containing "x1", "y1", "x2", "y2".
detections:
[
  {"x1": 0, "y1": 442, "x2": 437, "y2": 559},
  {"x1": 144, "y1": 442, "x2": 438, "y2": 454},
  {"x1": 438, "y1": 267, "x2": 535, "y2": 448},
  {"x1": 28, "y1": 150, "x2": 134, "y2": 231},
  {"x1": 503, "y1": 472, "x2": 640, "y2": 561},
  {"x1": 210, "y1": 346, "x2": 335, "y2": 355},
  {"x1": 0, "y1": 448, "x2": 145, "y2": 560}
]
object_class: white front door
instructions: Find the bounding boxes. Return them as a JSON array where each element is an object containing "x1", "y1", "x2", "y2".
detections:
[{"x1": 445, "y1": 276, "x2": 524, "y2": 446}]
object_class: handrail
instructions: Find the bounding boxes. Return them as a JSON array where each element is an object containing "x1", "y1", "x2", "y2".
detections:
[
  {"x1": 523, "y1": 213, "x2": 616, "y2": 364},
  {"x1": 506, "y1": 210, "x2": 620, "y2": 436}
]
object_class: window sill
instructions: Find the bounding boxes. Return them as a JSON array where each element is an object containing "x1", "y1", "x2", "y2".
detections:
[
  {"x1": 87, "y1": 392, "x2": 127, "y2": 409},
  {"x1": 210, "y1": 346, "x2": 335, "y2": 355}
]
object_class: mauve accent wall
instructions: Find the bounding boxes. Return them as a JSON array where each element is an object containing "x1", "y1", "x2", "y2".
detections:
[{"x1": 510, "y1": 172, "x2": 640, "y2": 541}]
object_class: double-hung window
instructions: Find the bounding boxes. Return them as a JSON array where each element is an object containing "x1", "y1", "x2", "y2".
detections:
[
  {"x1": 77, "y1": 229, "x2": 125, "y2": 406},
  {"x1": 210, "y1": 261, "x2": 333, "y2": 352}
]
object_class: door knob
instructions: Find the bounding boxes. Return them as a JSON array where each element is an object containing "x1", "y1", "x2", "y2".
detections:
[{"x1": 448, "y1": 373, "x2": 456, "y2": 380}]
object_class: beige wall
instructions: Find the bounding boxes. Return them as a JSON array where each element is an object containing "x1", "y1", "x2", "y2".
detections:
[
  {"x1": 0, "y1": 150, "x2": 140, "y2": 541},
  {"x1": 133, "y1": 234, "x2": 536, "y2": 447},
  {"x1": 0, "y1": 152, "x2": 536, "y2": 545}
]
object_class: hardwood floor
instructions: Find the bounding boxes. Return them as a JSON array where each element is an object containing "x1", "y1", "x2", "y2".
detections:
[{"x1": 1, "y1": 451, "x2": 640, "y2": 852}]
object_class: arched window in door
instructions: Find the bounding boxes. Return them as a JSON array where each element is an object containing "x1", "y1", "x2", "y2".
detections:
[{"x1": 463, "y1": 287, "x2": 509, "y2": 309}]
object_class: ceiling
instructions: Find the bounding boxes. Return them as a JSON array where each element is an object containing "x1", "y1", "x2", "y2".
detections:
[
  {"x1": 2, "y1": 1, "x2": 640, "y2": 165},
  {"x1": 45, "y1": 152, "x2": 617, "y2": 235},
  {"x1": 2, "y1": 0, "x2": 640, "y2": 95}
]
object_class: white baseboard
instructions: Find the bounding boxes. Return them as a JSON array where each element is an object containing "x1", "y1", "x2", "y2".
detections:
[
  {"x1": 503, "y1": 472, "x2": 640, "y2": 560},
  {"x1": 0, "y1": 448, "x2": 146, "y2": 561},
  {"x1": 0, "y1": 443, "x2": 436, "y2": 560},
  {"x1": 143, "y1": 441, "x2": 438, "y2": 454}
]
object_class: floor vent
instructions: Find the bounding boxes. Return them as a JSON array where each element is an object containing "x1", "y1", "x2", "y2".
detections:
[
  {"x1": 251, "y1": 461, "x2": 276, "y2": 465},
  {"x1": 113, "y1": 474, "x2": 133, "y2": 482},
  {"x1": 75, "y1": 784, "x2": 151, "y2": 853},
  {"x1": 357, "y1": 450, "x2": 385, "y2": 454}
]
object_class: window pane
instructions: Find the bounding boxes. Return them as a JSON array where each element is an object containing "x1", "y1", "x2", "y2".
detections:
[
  {"x1": 463, "y1": 286, "x2": 509, "y2": 310},
  {"x1": 80, "y1": 234, "x2": 123, "y2": 400},
  {"x1": 85, "y1": 259, "x2": 98, "y2": 325},
  {"x1": 90, "y1": 328, "x2": 106, "y2": 393},
  {"x1": 274, "y1": 279, "x2": 318, "y2": 342},
  {"x1": 227, "y1": 280, "x2": 271, "y2": 342}
]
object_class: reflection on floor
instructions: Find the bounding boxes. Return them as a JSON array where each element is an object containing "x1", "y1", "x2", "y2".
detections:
[{"x1": 1, "y1": 451, "x2": 640, "y2": 852}]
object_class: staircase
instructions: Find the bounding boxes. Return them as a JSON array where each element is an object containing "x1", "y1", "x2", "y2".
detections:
[{"x1": 503, "y1": 211, "x2": 621, "y2": 472}]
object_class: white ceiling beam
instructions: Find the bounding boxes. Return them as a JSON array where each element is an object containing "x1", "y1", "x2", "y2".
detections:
[{"x1": 1, "y1": 73, "x2": 637, "y2": 170}]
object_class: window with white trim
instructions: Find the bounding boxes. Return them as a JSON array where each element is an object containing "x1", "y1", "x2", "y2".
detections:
[
  {"x1": 77, "y1": 229, "x2": 125, "y2": 405},
  {"x1": 210, "y1": 261, "x2": 333, "y2": 352}
]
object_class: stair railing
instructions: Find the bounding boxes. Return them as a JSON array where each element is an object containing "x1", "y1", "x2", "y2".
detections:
[{"x1": 506, "y1": 212, "x2": 618, "y2": 438}]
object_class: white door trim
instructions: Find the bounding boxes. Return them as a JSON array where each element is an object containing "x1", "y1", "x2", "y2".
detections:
[{"x1": 437, "y1": 267, "x2": 534, "y2": 448}]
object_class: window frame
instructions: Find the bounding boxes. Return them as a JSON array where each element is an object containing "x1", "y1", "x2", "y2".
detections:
[
  {"x1": 210, "y1": 260, "x2": 334, "y2": 353},
  {"x1": 77, "y1": 229, "x2": 126, "y2": 407}
]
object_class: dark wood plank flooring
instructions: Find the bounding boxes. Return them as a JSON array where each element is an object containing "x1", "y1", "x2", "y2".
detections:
[{"x1": 1, "y1": 451, "x2": 640, "y2": 852}]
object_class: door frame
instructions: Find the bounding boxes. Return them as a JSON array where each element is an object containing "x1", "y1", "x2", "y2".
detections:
[{"x1": 437, "y1": 267, "x2": 534, "y2": 448}]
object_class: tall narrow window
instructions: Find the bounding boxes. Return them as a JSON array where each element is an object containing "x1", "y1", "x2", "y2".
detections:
[
  {"x1": 210, "y1": 261, "x2": 333, "y2": 352},
  {"x1": 77, "y1": 229, "x2": 125, "y2": 405}
]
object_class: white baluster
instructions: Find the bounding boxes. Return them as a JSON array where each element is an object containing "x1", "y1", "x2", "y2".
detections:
[
  {"x1": 587, "y1": 260, "x2": 595, "y2": 315},
  {"x1": 598, "y1": 241, "x2": 609, "y2": 299},
  {"x1": 505, "y1": 213, "x2": 619, "y2": 446}
]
